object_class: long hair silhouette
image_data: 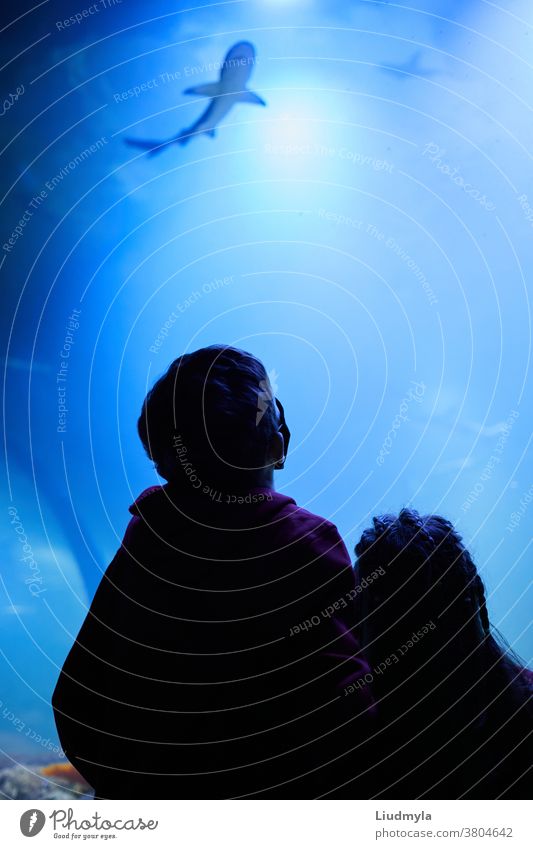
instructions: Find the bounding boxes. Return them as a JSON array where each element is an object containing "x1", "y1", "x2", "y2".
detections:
[{"x1": 352, "y1": 508, "x2": 532, "y2": 798}]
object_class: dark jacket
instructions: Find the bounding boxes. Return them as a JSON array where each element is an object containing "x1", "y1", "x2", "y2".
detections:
[{"x1": 52, "y1": 485, "x2": 372, "y2": 798}]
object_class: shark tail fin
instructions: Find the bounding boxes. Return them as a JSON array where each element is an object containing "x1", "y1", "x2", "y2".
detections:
[
  {"x1": 183, "y1": 82, "x2": 220, "y2": 97},
  {"x1": 124, "y1": 137, "x2": 168, "y2": 156},
  {"x1": 235, "y1": 89, "x2": 266, "y2": 106}
]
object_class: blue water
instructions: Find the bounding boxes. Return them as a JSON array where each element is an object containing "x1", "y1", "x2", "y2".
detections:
[{"x1": 1, "y1": 0, "x2": 532, "y2": 765}]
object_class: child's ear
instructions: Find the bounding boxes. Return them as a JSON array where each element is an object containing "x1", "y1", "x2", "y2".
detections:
[{"x1": 271, "y1": 430, "x2": 285, "y2": 469}]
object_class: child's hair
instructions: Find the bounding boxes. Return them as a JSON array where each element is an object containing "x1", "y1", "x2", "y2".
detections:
[
  {"x1": 138, "y1": 344, "x2": 279, "y2": 486},
  {"x1": 354, "y1": 509, "x2": 533, "y2": 797},
  {"x1": 355, "y1": 507, "x2": 532, "y2": 698}
]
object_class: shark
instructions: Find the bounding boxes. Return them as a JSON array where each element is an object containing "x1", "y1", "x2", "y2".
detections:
[{"x1": 125, "y1": 42, "x2": 265, "y2": 155}]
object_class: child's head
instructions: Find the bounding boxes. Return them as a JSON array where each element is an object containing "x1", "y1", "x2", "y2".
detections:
[
  {"x1": 354, "y1": 508, "x2": 489, "y2": 667},
  {"x1": 138, "y1": 344, "x2": 288, "y2": 489}
]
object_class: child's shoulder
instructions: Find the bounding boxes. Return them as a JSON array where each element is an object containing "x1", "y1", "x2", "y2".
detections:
[
  {"x1": 127, "y1": 485, "x2": 165, "y2": 515},
  {"x1": 281, "y1": 498, "x2": 343, "y2": 539}
]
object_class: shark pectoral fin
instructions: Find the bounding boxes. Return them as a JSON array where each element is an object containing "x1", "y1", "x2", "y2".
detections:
[
  {"x1": 236, "y1": 90, "x2": 266, "y2": 106},
  {"x1": 174, "y1": 129, "x2": 192, "y2": 145},
  {"x1": 183, "y1": 82, "x2": 220, "y2": 97},
  {"x1": 124, "y1": 137, "x2": 167, "y2": 155}
]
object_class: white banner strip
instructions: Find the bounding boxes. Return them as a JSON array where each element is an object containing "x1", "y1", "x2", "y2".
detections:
[{"x1": 2, "y1": 799, "x2": 531, "y2": 847}]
